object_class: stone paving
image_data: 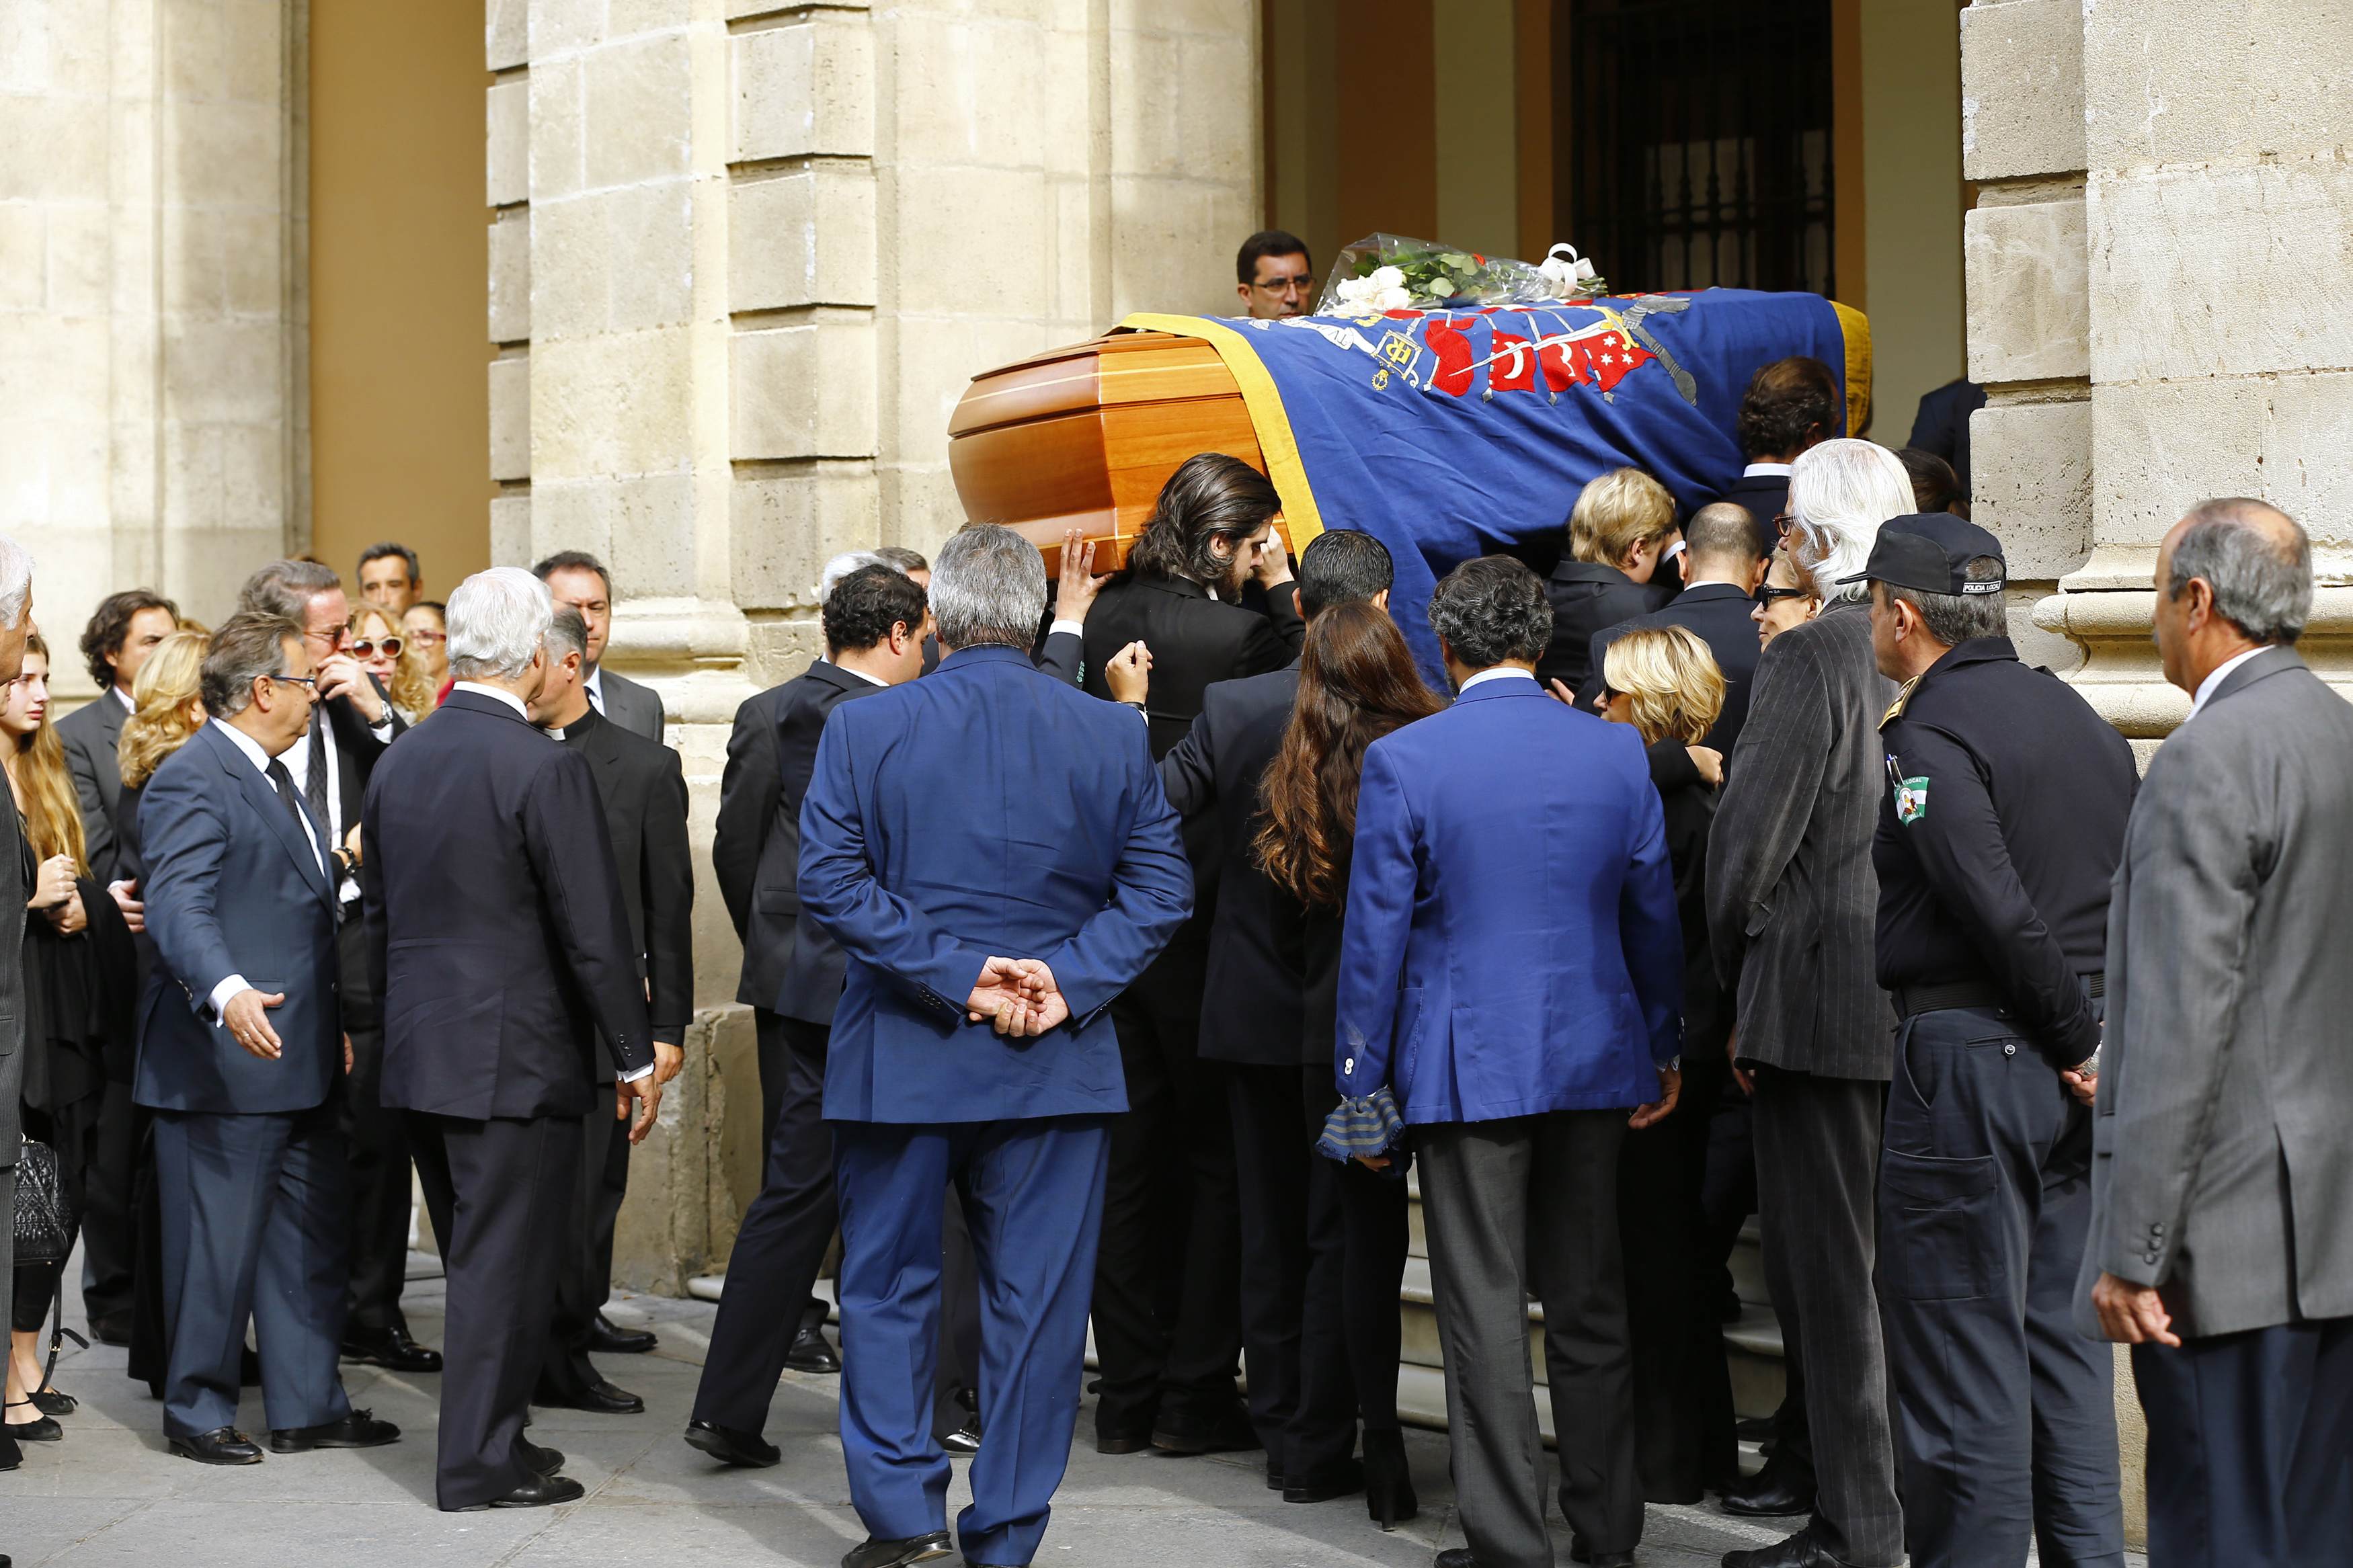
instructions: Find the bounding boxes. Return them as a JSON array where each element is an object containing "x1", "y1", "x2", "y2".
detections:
[{"x1": 1, "y1": 1255, "x2": 2085, "y2": 1568}]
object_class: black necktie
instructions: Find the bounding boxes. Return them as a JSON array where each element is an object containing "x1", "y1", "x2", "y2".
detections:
[
  {"x1": 266, "y1": 757, "x2": 331, "y2": 876},
  {"x1": 305, "y1": 706, "x2": 333, "y2": 841}
]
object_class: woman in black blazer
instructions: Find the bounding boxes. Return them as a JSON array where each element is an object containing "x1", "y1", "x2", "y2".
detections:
[
  {"x1": 1595, "y1": 624, "x2": 1739, "y2": 1502},
  {"x1": 1535, "y1": 466, "x2": 1684, "y2": 692},
  {"x1": 1256, "y1": 601, "x2": 1443, "y2": 1531}
]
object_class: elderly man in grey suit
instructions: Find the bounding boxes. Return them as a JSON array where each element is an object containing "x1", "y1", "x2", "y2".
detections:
[
  {"x1": 0, "y1": 538, "x2": 37, "y2": 1471},
  {"x1": 2083, "y1": 498, "x2": 2353, "y2": 1568}
]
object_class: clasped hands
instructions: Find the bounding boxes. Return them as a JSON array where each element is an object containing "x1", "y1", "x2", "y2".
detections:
[{"x1": 966, "y1": 956, "x2": 1072, "y2": 1038}]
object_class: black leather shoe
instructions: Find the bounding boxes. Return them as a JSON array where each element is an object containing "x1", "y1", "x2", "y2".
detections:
[
  {"x1": 1283, "y1": 1457, "x2": 1364, "y2": 1503},
  {"x1": 1570, "y1": 1539, "x2": 1637, "y2": 1567},
  {"x1": 588, "y1": 1313, "x2": 657, "y2": 1354},
  {"x1": 0, "y1": 1432, "x2": 20, "y2": 1471},
  {"x1": 532, "y1": 1374, "x2": 645, "y2": 1415},
  {"x1": 519, "y1": 1437, "x2": 565, "y2": 1477},
  {"x1": 483, "y1": 1473, "x2": 585, "y2": 1508},
  {"x1": 270, "y1": 1409, "x2": 401, "y2": 1452},
  {"x1": 1719, "y1": 1456, "x2": 1817, "y2": 1518},
  {"x1": 89, "y1": 1315, "x2": 134, "y2": 1348},
  {"x1": 1095, "y1": 1426, "x2": 1153, "y2": 1454},
  {"x1": 4, "y1": 1399, "x2": 61, "y2": 1443},
  {"x1": 684, "y1": 1419, "x2": 780, "y2": 1468},
  {"x1": 840, "y1": 1532, "x2": 953, "y2": 1568},
  {"x1": 784, "y1": 1321, "x2": 840, "y2": 1373},
  {"x1": 941, "y1": 1411, "x2": 982, "y2": 1456},
  {"x1": 1722, "y1": 1526, "x2": 1855, "y2": 1568},
  {"x1": 341, "y1": 1324, "x2": 444, "y2": 1374},
  {"x1": 1150, "y1": 1404, "x2": 1260, "y2": 1456},
  {"x1": 1265, "y1": 1463, "x2": 1290, "y2": 1491},
  {"x1": 170, "y1": 1426, "x2": 263, "y2": 1464},
  {"x1": 1435, "y1": 1550, "x2": 1479, "y2": 1568}
]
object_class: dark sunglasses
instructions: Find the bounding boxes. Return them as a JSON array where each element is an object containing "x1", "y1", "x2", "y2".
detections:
[
  {"x1": 1753, "y1": 582, "x2": 1811, "y2": 608},
  {"x1": 350, "y1": 636, "x2": 403, "y2": 659}
]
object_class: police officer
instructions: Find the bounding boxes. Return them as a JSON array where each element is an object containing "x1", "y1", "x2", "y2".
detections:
[{"x1": 1849, "y1": 515, "x2": 2135, "y2": 1568}]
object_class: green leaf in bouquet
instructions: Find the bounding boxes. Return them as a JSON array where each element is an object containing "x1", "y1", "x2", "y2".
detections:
[{"x1": 1441, "y1": 253, "x2": 1473, "y2": 271}]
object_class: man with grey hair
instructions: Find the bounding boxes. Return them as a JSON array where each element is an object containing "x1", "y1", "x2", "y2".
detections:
[
  {"x1": 2084, "y1": 498, "x2": 2353, "y2": 1566},
  {"x1": 799, "y1": 524, "x2": 1191, "y2": 1568},
  {"x1": 0, "y1": 536, "x2": 34, "y2": 1475},
  {"x1": 362, "y1": 567, "x2": 659, "y2": 1512},
  {"x1": 1856, "y1": 515, "x2": 2135, "y2": 1568}
]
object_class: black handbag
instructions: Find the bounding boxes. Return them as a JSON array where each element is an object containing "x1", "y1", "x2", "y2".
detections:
[{"x1": 12, "y1": 1137, "x2": 75, "y2": 1265}]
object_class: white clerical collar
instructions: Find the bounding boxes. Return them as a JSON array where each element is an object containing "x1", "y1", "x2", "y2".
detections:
[
  {"x1": 1742, "y1": 461, "x2": 1794, "y2": 478},
  {"x1": 1458, "y1": 667, "x2": 1538, "y2": 694},
  {"x1": 2187, "y1": 646, "x2": 2267, "y2": 721},
  {"x1": 454, "y1": 680, "x2": 530, "y2": 720}
]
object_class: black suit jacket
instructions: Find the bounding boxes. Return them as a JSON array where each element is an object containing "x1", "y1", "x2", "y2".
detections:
[
  {"x1": 361, "y1": 690, "x2": 651, "y2": 1119},
  {"x1": 1578, "y1": 582, "x2": 1764, "y2": 755},
  {"x1": 1535, "y1": 561, "x2": 1669, "y2": 693},
  {"x1": 58, "y1": 692, "x2": 129, "y2": 884},
  {"x1": 1081, "y1": 574, "x2": 1304, "y2": 762},
  {"x1": 325, "y1": 684, "x2": 401, "y2": 849},
  {"x1": 1706, "y1": 469, "x2": 1790, "y2": 536},
  {"x1": 1158, "y1": 665, "x2": 1308, "y2": 1065},
  {"x1": 1908, "y1": 378, "x2": 1987, "y2": 501},
  {"x1": 557, "y1": 706, "x2": 692, "y2": 1048},
  {"x1": 713, "y1": 659, "x2": 884, "y2": 1022}
]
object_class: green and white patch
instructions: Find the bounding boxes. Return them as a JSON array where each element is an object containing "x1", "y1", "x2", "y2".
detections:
[{"x1": 1895, "y1": 776, "x2": 1929, "y2": 825}]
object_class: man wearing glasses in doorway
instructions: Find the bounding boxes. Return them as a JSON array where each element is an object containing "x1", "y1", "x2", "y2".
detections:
[
  {"x1": 236, "y1": 559, "x2": 430, "y2": 1379},
  {"x1": 1236, "y1": 231, "x2": 1315, "y2": 321},
  {"x1": 534, "y1": 552, "x2": 666, "y2": 743}
]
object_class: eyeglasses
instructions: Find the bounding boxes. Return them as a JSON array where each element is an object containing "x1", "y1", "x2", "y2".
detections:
[
  {"x1": 264, "y1": 673, "x2": 319, "y2": 696},
  {"x1": 405, "y1": 628, "x2": 446, "y2": 646},
  {"x1": 350, "y1": 636, "x2": 403, "y2": 659},
  {"x1": 1753, "y1": 583, "x2": 1811, "y2": 608},
  {"x1": 1771, "y1": 512, "x2": 1796, "y2": 540}
]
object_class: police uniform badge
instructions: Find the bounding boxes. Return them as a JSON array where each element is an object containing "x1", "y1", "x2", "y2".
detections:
[{"x1": 1886, "y1": 752, "x2": 1928, "y2": 825}]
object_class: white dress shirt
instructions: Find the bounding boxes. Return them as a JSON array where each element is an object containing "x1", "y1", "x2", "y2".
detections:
[
  {"x1": 1741, "y1": 461, "x2": 1794, "y2": 479},
  {"x1": 582, "y1": 665, "x2": 608, "y2": 715},
  {"x1": 2186, "y1": 645, "x2": 2267, "y2": 723},
  {"x1": 1458, "y1": 667, "x2": 1539, "y2": 694},
  {"x1": 278, "y1": 686, "x2": 393, "y2": 909},
  {"x1": 205, "y1": 718, "x2": 326, "y2": 1018},
  {"x1": 458, "y1": 682, "x2": 655, "y2": 1083}
]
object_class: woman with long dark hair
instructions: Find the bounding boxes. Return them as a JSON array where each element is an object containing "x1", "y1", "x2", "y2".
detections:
[
  {"x1": 1254, "y1": 600, "x2": 1443, "y2": 1530},
  {"x1": 4, "y1": 636, "x2": 135, "y2": 1441}
]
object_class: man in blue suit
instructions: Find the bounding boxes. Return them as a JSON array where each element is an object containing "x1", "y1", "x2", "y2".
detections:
[
  {"x1": 1332, "y1": 556, "x2": 1683, "y2": 1568},
  {"x1": 135, "y1": 612, "x2": 397, "y2": 1465},
  {"x1": 799, "y1": 524, "x2": 1193, "y2": 1568}
]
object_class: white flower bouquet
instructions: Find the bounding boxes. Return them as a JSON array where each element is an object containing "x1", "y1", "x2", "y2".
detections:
[{"x1": 1316, "y1": 234, "x2": 1607, "y2": 315}]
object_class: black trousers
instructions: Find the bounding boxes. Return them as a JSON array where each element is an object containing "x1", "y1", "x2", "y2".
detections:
[
  {"x1": 1879, "y1": 1005, "x2": 2122, "y2": 1568},
  {"x1": 13, "y1": 1095, "x2": 100, "y2": 1331},
  {"x1": 1417, "y1": 1110, "x2": 1641, "y2": 1568},
  {"x1": 77, "y1": 1077, "x2": 140, "y2": 1329},
  {"x1": 409, "y1": 1109, "x2": 580, "y2": 1511},
  {"x1": 340, "y1": 916, "x2": 415, "y2": 1335},
  {"x1": 695, "y1": 1011, "x2": 978, "y2": 1438},
  {"x1": 1752, "y1": 1065, "x2": 1903, "y2": 1567},
  {"x1": 1090, "y1": 938, "x2": 1242, "y2": 1439},
  {"x1": 1227, "y1": 1063, "x2": 1358, "y2": 1482},
  {"x1": 541, "y1": 1087, "x2": 634, "y2": 1393},
  {"x1": 752, "y1": 1005, "x2": 830, "y2": 1332},
  {"x1": 1619, "y1": 1056, "x2": 1738, "y2": 1502},
  {"x1": 2135, "y1": 1317, "x2": 2353, "y2": 1568}
]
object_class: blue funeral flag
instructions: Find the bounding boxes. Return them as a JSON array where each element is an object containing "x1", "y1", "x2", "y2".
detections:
[{"x1": 1122, "y1": 290, "x2": 1864, "y2": 684}]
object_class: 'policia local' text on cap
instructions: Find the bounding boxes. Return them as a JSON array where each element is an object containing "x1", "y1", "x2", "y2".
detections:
[{"x1": 1837, "y1": 512, "x2": 2007, "y2": 596}]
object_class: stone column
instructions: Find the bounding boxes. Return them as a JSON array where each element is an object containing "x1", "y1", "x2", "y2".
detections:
[
  {"x1": 3, "y1": 0, "x2": 307, "y2": 686},
  {"x1": 493, "y1": 0, "x2": 1259, "y2": 1289}
]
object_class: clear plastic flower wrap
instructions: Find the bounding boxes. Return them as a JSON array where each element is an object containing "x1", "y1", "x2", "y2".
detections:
[{"x1": 1316, "y1": 233, "x2": 1605, "y2": 315}]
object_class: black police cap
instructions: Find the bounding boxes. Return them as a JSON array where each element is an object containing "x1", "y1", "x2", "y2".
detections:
[{"x1": 1837, "y1": 512, "x2": 2007, "y2": 597}]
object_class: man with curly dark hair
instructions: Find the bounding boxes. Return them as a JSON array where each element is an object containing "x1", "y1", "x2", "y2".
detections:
[{"x1": 1710, "y1": 356, "x2": 1841, "y2": 536}]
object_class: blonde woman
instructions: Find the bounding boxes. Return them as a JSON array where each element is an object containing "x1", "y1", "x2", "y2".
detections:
[
  {"x1": 1539, "y1": 466, "x2": 1683, "y2": 692},
  {"x1": 1594, "y1": 626, "x2": 1737, "y2": 1502},
  {"x1": 348, "y1": 604, "x2": 435, "y2": 725}
]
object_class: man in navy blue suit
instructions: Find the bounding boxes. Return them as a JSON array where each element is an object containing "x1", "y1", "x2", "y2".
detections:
[
  {"x1": 136, "y1": 612, "x2": 398, "y2": 1465},
  {"x1": 799, "y1": 524, "x2": 1193, "y2": 1568},
  {"x1": 1332, "y1": 556, "x2": 1683, "y2": 1568}
]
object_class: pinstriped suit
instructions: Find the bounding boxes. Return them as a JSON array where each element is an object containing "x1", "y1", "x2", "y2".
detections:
[{"x1": 1709, "y1": 600, "x2": 1903, "y2": 1566}]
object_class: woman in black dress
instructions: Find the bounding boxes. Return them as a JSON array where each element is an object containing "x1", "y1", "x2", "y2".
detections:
[
  {"x1": 1254, "y1": 600, "x2": 1445, "y2": 1530},
  {"x1": 1595, "y1": 624, "x2": 1739, "y2": 1501},
  {"x1": 3, "y1": 636, "x2": 136, "y2": 1441}
]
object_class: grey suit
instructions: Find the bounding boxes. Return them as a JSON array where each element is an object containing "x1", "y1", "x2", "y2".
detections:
[
  {"x1": 2083, "y1": 646, "x2": 2353, "y2": 1564},
  {"x1": 1707, "y1": 600, "x2": 1903, "y2": 1566},
  {"x1": 58, "y1": 690, "x2": 130, "y2": 882},
  {"x1": 594, "y1": 667, "x2": 664, "y2": 742}
]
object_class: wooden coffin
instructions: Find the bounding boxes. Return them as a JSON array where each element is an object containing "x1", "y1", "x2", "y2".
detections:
[{"x1": 945, "y1": 329, "x2": 1284, "y2": 572}]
